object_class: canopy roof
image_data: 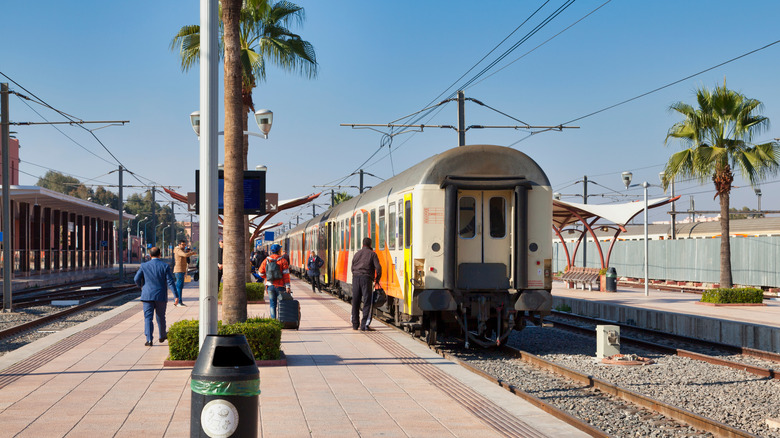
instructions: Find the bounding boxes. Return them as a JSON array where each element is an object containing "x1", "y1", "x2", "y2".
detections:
[
  {"x1": 2, "y1": 186, "x2": 134, "y2": 221},
  {"x1": 553, "y1": 197, "x2": 678, "y2": 230}
]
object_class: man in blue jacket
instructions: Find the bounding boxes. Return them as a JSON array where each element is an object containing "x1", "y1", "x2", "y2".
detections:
[
  {"x1": 134, "y1": 246, "x2": 177, "y2": 346},
  {"x1": 306, "y1": 250, "x2": 324, "y2": 293}
]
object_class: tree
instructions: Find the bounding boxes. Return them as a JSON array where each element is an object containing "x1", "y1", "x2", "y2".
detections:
[
  {"x1": 171, "y1": 0, "x2": 317, "y2": 322},
  {"x1": 662, "y1": 81, "x2": 780, "y2": 288},
  {"x1": 333, "y1": 191, "x2": 353, "y2": 206}
]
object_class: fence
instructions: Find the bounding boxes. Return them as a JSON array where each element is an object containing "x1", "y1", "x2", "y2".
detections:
[{"x1": 552, "y1": 235, "x2": 780, "y2": 288}]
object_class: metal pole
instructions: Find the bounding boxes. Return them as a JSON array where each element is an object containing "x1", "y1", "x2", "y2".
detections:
[
  {"x1": 127, "y1": 227, "x2": 131, "y2": 264},
  {"x1": 170, "y1": 201, "x2": 175, "y2": 253},
  {"x1": 151, "y1": 187, "x2": 156, "y2": 247},
  {"x1": 457, "y1": 90, "x2": 465, "y2": 146},
  {"x1": 1, "y1": 83, "x2": 11, "y2": 311},
  {"x1": 359, "y1": 170, "x2": 364, "y2": 194},
  {"x1": 670, "y1": 179, "x2": 676, "y2": 240},
  {"x1": 199, "y1": 0, "x2": 219, "y2": 348},
  {"x1": 312, "y1": 204, "x2": 315, "y2": 218},
  {"x1": 643, "y1": 182, "x2": 649, "y2": 296},
  {"x1": 582, "y1": 175, "x2": 587, "y2": 268},
  {"x1": 331, "y1": 189, "x2": 335, "y2": 207},
  {"x1": 118, "y1": 166, "x2": 124, "y2": 281}
]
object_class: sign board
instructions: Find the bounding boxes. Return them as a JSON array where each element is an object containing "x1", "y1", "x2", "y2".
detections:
[
  {"x1": 0, "y1": 231, "x2": 3, "y2": 242},
  {"x1": 147, "y1": 243, "x2": 152, "y2": 249},
  {"x1": 265, "y1": 193, "x2": 279, "y2": 213},
  {"x1": 100, "y1": 240, "x2": 108, "y2": 247},
  {"x1": 194, "y1": 170, "x2": 266, "y2": 215},
  {"x1": 264, "y1": 231, "x2": 274, "y2": 242},
  {"x1": 187, "y1": 192, "x2": 197, "y2": 212}
]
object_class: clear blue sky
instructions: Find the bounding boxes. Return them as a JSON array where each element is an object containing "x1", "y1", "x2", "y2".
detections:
[{"x1": 3, "y1": 1, "x2": 780, "y2": 228}]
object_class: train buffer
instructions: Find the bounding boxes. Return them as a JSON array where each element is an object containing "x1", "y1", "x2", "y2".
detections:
[{"x1": 560, "y1": 267, "x2": 600, "y2": 291}]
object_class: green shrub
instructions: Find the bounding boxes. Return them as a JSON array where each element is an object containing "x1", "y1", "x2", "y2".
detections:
[
  {"x1": 218, "y1": 282, "x2": 265, "y2": 301},
  {"x1": 167, "y1": 318, "x2": 281, "y2": 361},
  {"x1": 554, "y1": 303, "x2": 572, "y2": 313},
  {"x1": 701, "y1": 287, "x2": 763, "y2": 304}
]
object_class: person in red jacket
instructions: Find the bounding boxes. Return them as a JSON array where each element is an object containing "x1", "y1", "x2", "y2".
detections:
[{"x1": 259, "y1": 243, "x2": 291, "y2": 320}]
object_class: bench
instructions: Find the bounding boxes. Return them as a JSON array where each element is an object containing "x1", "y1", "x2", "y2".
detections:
[{"x1": 560, "y1": 267, "x2": 600, "y2": 290}]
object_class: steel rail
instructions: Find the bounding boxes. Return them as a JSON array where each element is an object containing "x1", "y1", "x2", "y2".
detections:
[
  {"x1": 0, "y1": 285, "x2": 139, "y2": 341},
  {"x1": 551, "y1": 310, "x2": 780, "y2": 364},
  {"x1": 499, "y1": 345, "x2": 758, "y2": 438},
  {"x1": 549, "y1": 318, "x2": 779, "y2": 380}
]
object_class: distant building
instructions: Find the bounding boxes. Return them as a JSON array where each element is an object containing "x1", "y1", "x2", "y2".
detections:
[{"x1": 0, "y1": 137, "x2": 20, "y2": 185}]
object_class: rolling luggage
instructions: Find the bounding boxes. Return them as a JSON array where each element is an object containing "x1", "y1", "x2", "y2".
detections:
[{"x1": 276, "y1": 292, "x2": 300, "y2": 330}]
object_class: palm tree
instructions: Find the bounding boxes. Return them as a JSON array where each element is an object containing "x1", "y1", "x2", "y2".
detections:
[
  {"x1": 171, "y1": 0, "x2": 317, "y2": 296},
  {"x1": 662, "y1": 81, "x2": 780, "y2": 288},
  {"x1": 333, "y1": 191, "x2": 353, "y2": 206}
]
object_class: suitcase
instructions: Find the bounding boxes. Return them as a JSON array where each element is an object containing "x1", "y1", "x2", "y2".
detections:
[{"x1": 277, "y1": 297, "x2": 300, "y2": 330}]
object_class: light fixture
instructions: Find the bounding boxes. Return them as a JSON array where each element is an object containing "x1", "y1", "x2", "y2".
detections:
[
  {"x1": 255, "y1": 165, "x2": 267, "y2": 172},
  {"x1": 190, "y1": 111, "x2": 200, "y2": 136},
  {"x1": 254, "y1": 109, "x2": 273, "y2": 139},
  {"x1": 553, "y1": 192, "x2": 561, "y2": 200},
  {"x1": 621, "y1": 171, "x2": 633, "y2": 189}
]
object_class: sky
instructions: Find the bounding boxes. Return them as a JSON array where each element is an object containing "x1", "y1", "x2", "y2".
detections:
[{"x1": 3, "y1": 0, "x2": 780, "y2": 230}]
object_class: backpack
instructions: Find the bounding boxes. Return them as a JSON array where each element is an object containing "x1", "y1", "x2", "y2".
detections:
[{"x1": 265, "y1": 256, "x2": 283, "y2": 281}]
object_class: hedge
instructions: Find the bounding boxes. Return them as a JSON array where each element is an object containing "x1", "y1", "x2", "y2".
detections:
[
  {"x1": 700, "y1": 287, "x2": 763, "y2": 304},
  {"x1": 167, "y1": 317, "x2": 282, "y2": 361},
  {"x1": 217, "y1": 282, "x2": 265, "y2": 301}
]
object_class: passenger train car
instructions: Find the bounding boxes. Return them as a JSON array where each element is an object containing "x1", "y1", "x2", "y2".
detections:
[{"x1": 272, "y1": 144, "x2": 553, "y2": 347}]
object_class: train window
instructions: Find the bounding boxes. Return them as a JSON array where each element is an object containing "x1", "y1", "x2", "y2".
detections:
[
  {"x1": 371, "y1": 209, "x2": 376, "y2": 240},
  {"x1": 363, "y1": 211, "x2": 369, "y2": 242},
  {"x1": 489, "y1": 197, "x2": 506, "y2": 238},
  {"x1": 378, "y1": 207, "x2": 386, "y2": 250},
  {"x1": 350, "y1": 218, "x2": 355, "y2": 251},
  {"x1": 357, "y1": 214, "x2": 362, "y2": 248},
  {"x1": 459, "y1": 197, "x2": 476, "y2": 238},
  {"x1": 397, "y1": 201, "x2": 403, "y2": 249},
  {"x1": 404, "y1": 200, "x2": 412, "y2": 249},
  {"x1": 388, "y1": 203, "x2": 396, "y2": 250}
]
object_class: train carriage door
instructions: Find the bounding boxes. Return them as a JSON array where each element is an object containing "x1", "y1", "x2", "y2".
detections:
[{"x1": 457, "y1": 190, "x2": 512, "y2": 289}]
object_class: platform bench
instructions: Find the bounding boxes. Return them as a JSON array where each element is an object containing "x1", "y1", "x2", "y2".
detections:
[{"x1": 560, "y1": 267, "x2": 600, "y2": 290}]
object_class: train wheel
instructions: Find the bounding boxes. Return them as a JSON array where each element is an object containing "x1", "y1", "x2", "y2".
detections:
[{"x1": 425, "y1": 312, "x2": 438, "y2": 345}]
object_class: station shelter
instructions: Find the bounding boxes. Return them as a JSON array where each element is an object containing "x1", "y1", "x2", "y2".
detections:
[{"x1": 0, "y1": 185, "x2": 134, "y2": 277}]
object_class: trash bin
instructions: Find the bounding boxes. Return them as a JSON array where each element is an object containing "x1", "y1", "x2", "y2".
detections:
[
  {"x1": 191, "y1": 334, "x2": 259, "y2": 438},
  {"x1": 606, "y1": 267, "x2": 617, "y2": 292}
]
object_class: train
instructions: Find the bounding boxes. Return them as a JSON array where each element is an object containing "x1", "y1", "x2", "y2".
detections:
[{"x1": 269, "y1": 144, "x2": 553, "y2": 347}]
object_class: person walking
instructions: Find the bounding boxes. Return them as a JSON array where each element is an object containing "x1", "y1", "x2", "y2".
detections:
[
  {"x1": 259, "y1": 243, "x2": 291, "y2": 320},
  {"x1": 306, "y1": 250, "x2": 324, "y2": 293},
  {"x1": 134, "y1": 246, "x2": 176, "y2": 346},
  {"x1": 172, "y1": 240, "x2": 197, "y2": 306},
  {"x1": 351, "y1": 237, "x2": 382, "y2": 331}
]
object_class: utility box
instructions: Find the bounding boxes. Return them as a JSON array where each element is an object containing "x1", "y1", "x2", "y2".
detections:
[{"x1": 596, "y1": 325, "x2": 620, "y2": 359}]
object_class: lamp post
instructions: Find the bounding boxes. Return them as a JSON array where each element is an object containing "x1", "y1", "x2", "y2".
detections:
[
  {"x1": 755, "y1": 187, "x2": 762, "y2": 214},
  {"x1": 136, "y1": 217, "x2": 149, "y2": 244},
  {"x1": 140, "y1": 231, "x2": 144, "y2": 259},
  {"x1": 162, "y1": 225, "x2": 171, "y2": 257},
  {"x1": 190, "y1": 108, "x2": 273, "y2": 347},
  {"x1": 622, "y1": 171, "x2": 651, "y2": 297},
  {"x1": 127, "y1": 226, "x2": 131, "y2": 264}
]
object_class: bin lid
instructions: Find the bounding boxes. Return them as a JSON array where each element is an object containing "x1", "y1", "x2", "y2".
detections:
[
  {"x1": 191, "y1": 335, "x2": 259, "y2": 382},
  {"x1": 607, "y1": 267, "x2": 617, "y2": 276}
]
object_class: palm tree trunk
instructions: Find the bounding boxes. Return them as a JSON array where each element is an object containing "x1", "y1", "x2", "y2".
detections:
[
  {"x1": 719, "y1": 192, "x2": 733, "y2": 288},
  {"x1": 221, "y1": 0, "x2": 247, "y2": 324}
]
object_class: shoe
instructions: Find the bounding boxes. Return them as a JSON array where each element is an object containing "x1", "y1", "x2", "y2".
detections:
[
  {"x1": 174, "y1": 298, "x2": 179, "y2": 306},
  {"x1": 360, "y1": 327, "x2": 372, "y2": 332},
  {"x1": 352, "y1": 326, "x2": 359, "y2": 330},
  {"x1": 159, "y1": 336, "x2": 167, "y2": 343},
  {"x1": 144, "y1": 341, "x2": 153, "y2": 346},
  {"x1": 179, "y1": 302, "x2": 187, "y2": 307}
]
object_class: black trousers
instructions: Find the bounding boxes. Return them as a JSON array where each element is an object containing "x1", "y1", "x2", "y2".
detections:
[
  {"x1": 309, "y1": 273, "x2": 320, "y2": 292},
  {"x1": 351, "y1": 275, "x2": 373, "y2": 329}
]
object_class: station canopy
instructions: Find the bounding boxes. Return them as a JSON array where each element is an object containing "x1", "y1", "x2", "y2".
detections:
[
  {"x1": 1, "y1": 186, "x2": 135, "y2": 222},
  {"x1": 553, "y1": 197, "x2": 677, "y2": 231}
]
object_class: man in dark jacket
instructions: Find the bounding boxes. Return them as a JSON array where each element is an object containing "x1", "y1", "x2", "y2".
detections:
[
  {"x1": 351, "y1": 237, "x2": 382, "y2": 331},
  {"x1": 306, "y1": 250, "x2": 325, "y2": 293},
  {"x1": 134, "y1": 246, "x2": 177, "y2": 346}
]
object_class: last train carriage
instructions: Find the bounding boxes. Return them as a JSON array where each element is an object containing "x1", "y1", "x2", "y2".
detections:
[{"x1": 274, "y1": 144, "x2": 553, "y2": 347}]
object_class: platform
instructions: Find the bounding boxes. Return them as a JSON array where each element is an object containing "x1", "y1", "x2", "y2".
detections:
[
  {"x1": 551, "y1": 281, "x2": 780, "y2": 352},
  {"x1": 0, "y1": 277, "x2": 587, "y2": 437}
]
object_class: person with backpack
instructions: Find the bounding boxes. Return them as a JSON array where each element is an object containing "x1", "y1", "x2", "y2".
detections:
[
  {"x1": 306, "y1": 250, "x2": 325, "y2": 293},
  {"x1": 259, "y1": 243, "x2": 291, "y2": 320}
]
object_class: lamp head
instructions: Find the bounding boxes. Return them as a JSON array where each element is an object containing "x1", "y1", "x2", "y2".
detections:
[
  {"x1": 553, "y1": 192, "x2": 561, "y2": 200},
  {"x1": 255, "y1": 109, "x2": 273, "y2": 139},
  {"x1": 190, "y1": 111, "x2": 200, "y2": 136},
  {"x1": 755, "y1": 187, "x2": 762, "y2": 196},
  {"x1": 255, "y1": 165, "x2": 267, "y2": 172},
  {"x1": 621, "y1": 171, "x2": 633, "y2": 189}
]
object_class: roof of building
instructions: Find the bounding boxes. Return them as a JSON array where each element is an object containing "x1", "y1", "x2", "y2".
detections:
[{"x1": 2, "y1": 186, "x2": 135, "y2": 221}]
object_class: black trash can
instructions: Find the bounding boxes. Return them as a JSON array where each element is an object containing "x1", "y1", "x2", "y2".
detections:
[
  {"x1": 606, "y1": 267, "x2": 617, "y2": 292},
  {"x1": 191, "y1": 334, "x2": 259, "y2": 437}
]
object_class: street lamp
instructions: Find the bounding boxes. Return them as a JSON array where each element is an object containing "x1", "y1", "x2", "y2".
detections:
[
  {"x1": 623, "y1": 171, "x2": 652, "y2": 296},
  {"x1": 190, "y1": 109, "x2": 273, "y2": 139},
  {"x1": 190, "y1": 108, "x2": 273, "y2": 348},
  {"x1": 136, "y1": 217, "x2": 149, "y2": 243},
  {"x1": 162, "y1": 225, "x2": 171, "y2": 257},
  {"x1": 754, "y1": 186, "x2": 762, "y2": 214},
  {"x1": 127, "y1": 227, "x2": 131, "y2": 264}
]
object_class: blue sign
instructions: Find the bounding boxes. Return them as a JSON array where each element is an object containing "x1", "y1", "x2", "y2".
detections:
[
  {"x1": 264, "y1": 231, "x2": 274, "y2": 241},
  {"x1": 100, "y1": 240, "x2": 108, "y2": 247},
  {"x1": 147, "y1": 243, "x2": 152, "y2": 249},
  {"x1": 0, "y1": 231, "x2": 3, "y2": 242}
]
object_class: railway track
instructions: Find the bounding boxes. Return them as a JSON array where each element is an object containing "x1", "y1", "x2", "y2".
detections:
[
  {"x1": 548, "y1": 310, "x2": 780, "y2": 377},
  {"x1": 0, "y1": 284, "x2": 139, "y2": 341}
]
